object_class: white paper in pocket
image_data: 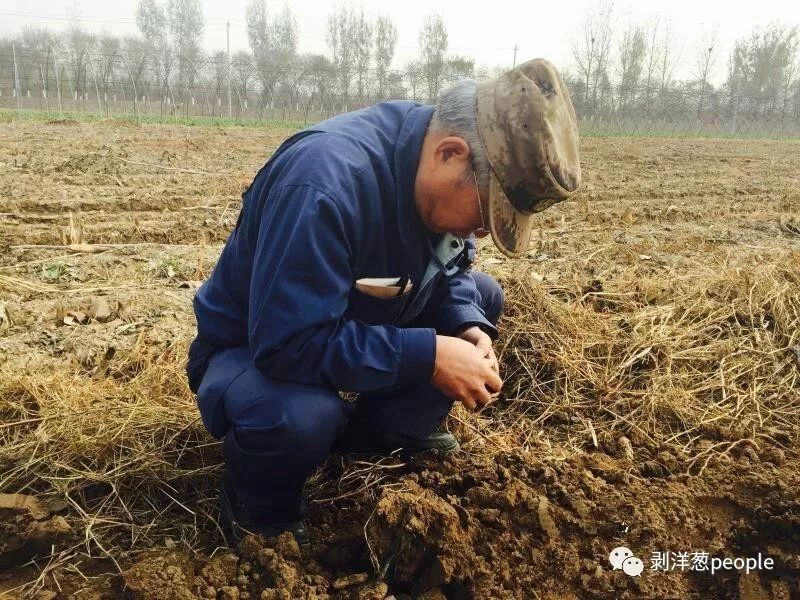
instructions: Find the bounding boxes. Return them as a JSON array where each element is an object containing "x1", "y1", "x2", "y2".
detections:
[{"x1": 355, "y1": 277, "x2": 414, "y2": 299}]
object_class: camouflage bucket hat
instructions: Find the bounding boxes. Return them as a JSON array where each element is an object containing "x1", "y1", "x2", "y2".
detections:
[{"x1": 475, "y1": 58, "x2": 581, "y2": 257}]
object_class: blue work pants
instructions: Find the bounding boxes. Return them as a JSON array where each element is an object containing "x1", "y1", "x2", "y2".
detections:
[{"x1": 196, "y1": 272, "x2": 503, "y2": 522}]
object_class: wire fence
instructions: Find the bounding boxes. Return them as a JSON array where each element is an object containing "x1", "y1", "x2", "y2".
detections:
[{"x1": 2, "y1": 48, "x2": 800, "y2": 138}]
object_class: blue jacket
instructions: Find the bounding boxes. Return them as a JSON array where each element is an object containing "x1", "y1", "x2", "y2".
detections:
[{"x1": 187, "y1": 101, "x2": 497, "y2": 394}]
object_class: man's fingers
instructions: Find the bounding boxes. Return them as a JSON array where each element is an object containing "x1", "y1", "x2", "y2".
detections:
[
  {"x1": 474, "y1": 386, "x2": 492, "y2": 406},
  {"x1": 479, "y1": 341, "x2": 498, "y2": 373},
  {"x1": 461, "y1": 396, "x2": 477, "y2": 411},
  {"x1": 485, "y1": 350, "x2": 499, "y2": 373},
  {"x1": 476, "y1": 335, "x2": 492, "y2": 355},
  {"x1": 480, "y1": 394, "x2": 497, "y2": 406},
  {"x1": 485, "y1": 369, "x2": 503, "y2": 394}
]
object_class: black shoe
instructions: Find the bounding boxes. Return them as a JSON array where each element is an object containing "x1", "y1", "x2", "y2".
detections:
[
  {"x1": 331, "y1": 427, "x2": 460, "y2": 456},
  {"x1": 219, "y1": 477, "x2": 309, "y2": 549}
]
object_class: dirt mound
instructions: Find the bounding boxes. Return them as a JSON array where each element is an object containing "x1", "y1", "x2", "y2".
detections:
[
  {"x1": 116, "y1": 532, "x2": 387, "y2": 600},
  {"x1": 46, "y1": 449, "x2": 796, "y2": 599},
  {"x1": 366, "y1": 452, "x2": 800, "y2": 599},
  {"x1": 55, "y1": 150, "x2": 120, "y2": 175},
  {"x1": 118, "y1": 549, "x2": 197, "y2": 599}
]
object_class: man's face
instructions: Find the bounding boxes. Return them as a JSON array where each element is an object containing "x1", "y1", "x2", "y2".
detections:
[{"x1": 414, "y1": 134, "x2": 491, "y2": 239}]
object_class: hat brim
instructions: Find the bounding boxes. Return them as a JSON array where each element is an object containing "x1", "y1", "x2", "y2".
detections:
[{"x1": 488, "y1": 170, "x2": 535, "y2": 258}]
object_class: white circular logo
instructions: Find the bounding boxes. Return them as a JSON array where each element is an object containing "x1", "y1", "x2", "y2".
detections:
[
  {"x1": 609, "y1": 547, "x2": 634, "y2": 570},
  {"x1": 622, "y1": 556, "x2": 644, "y2": 577}
]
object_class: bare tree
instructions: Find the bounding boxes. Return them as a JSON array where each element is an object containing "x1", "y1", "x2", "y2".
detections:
[
  {"x1": 642, "y1": 16, "x2": 661, "y2": 107},
  {"x1": 446, "y1": 56, "x2": 475, "y2": 84},
  {"x1": 790, "y1": 62, "x2": 800, "y2": 118},
  {"x1": 693, "y1": 26, "x2": 719, "y2": 117},
  {"x1": 270, "y1": 4, "x2": 298, "y2": 58},
  {"x1": 280, "y1": 61, "x2": 306, "y2": 118},
  {"x1": 269, "y1": 3, "x2": 298, "y2": 105},
  {"x1": 98, "y1": 33, "x2": 121, "y2": 110},
  {"x1": 327, "y1": 5, "x2": 357, "y2": 109},
  {"x1": 728, "y1": 24, "x2": 799, "y2": 117},
  {"x1": 374, "y1": 15, "x2": 398, "y2": 99},
  {"x1": 209, "y1": 49, "x2": 228, "y2": 115},
  {"x1": 65, "y1": 24, "x2": 97, "y2": 103},
  {"x1": 245, "y1": 0, "x2": 269, "y2": 58},
  {"x1": 231, "y1": 49, "x2": 254, "y2": 113},
  {"x1": 136, "y1": 0, "x2": 173, "y2": 105},
  {"x1": 136, "y1": 0, "x2": 168, "y2": 50},
  {"x1": 303, "y1": 53, "x2": 334, "y2": 113},
  {"x1": 571, "y1": 0, "x2": 614, "y2": 109},
  {"x1": 50, "y1": 3, "x2": 96, "y2": 105},
  {"x1": 783, "y1": 54, "x2": 799, "y2": 124},
  {"x1": 245, "y1": 0, "x2": 271, "y2": 106},
  {"x1": 246, "y1": 0, "x2": 297, "y2": 110},
  {"x1": 385, "y1": 70, "x2": 406, "y2": 98},
  {"x1": 617, "y1": 21, "x2": 646, "y2": 111},
  {"x1": 353, "y1": 9, "x2": 373, "y2": 104},
  {"x1": 16, "y1": 26, "x2": 60, "y2": 102},
  {"x1": 167, "y1": 0, "x2": 204, "y2": 89},
  {"x1": 657, "y1": 18, "x2": 681, "y2": 103},
  {"x1": 20, "y1": 25, "x2": 60, "y2": 54},
  {"x1": 419, "y1": 14, "x2": 448, "y2": 101},
  {"x1": 123, "y1": 35, "x2": 152, "y2": 99},
  {"x1": 405, "y1": 59, "x2": 424, "y2": 102}
]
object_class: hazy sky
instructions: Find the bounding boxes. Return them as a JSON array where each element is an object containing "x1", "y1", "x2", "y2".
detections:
[{"x1": 2, "y1": 0, "x2": 799, "y2": 84}]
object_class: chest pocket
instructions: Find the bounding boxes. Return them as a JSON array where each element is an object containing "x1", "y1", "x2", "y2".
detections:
[
  {"x1": 345, "y1": 286, "x2": 412, "y2": 326},
  {"x1": 346, "y1": 234, "x2": 472, "y2": 327},
  {"x1": 394, "y1": 233, "x2": 467, "y2": 325}
]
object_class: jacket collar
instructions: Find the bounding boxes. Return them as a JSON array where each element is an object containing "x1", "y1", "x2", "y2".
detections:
[{"x1": 393, "y1": 104, "x2": 435, "y2": 248}]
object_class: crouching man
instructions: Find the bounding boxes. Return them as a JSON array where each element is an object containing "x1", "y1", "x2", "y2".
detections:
[{"x1": 187, "y1": 59, "x2": 580, "y2": 546}]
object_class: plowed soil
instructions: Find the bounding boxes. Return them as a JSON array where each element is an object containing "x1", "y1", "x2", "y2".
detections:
[{"x1": 1, "y1": 118, "x2": 799, "y2": 599}]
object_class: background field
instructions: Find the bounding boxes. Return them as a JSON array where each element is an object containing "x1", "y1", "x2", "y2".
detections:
[{"x1": 1, "y1": 117, "x2": 799, "y2": 599}]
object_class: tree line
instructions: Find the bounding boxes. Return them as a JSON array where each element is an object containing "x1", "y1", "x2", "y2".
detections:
[
  {"x1": 1, "y1": 1, "x2": 799, "y2": 129},
  {"x1": 570, "y1": 1, "x2": 799, "y2": 120},
  {"x1": 0, "y1": 2, "x2": 497, "y2": 114}
]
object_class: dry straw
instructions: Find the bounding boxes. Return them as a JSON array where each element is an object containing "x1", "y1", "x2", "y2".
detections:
[
  {"x1": 0, "y1": 336, "x2": 221, "y2": 557},
  {"x1": 475, "y1": 252, "x2": 800, "y2": 467},
  {"x1": 1, "y1": 253, "x2": 798, "y2": 559}
]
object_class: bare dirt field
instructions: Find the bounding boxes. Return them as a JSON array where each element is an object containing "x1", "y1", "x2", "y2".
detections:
[{"x1": 1, "y1": 118, "x2": 799, "y2": 599}]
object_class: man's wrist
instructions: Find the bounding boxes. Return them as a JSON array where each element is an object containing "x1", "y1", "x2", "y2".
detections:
[{"x1": 453, "y1": 323, "x2": 491, "y2": 338}]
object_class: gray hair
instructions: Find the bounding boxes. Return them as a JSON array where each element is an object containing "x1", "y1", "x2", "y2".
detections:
[{"x1": 429, "y1": 80, "x2": 491, "y2": 190}]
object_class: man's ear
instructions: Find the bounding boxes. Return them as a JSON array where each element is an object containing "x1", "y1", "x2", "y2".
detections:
[{"x1": 437, "y1": 136, "x2": 471, "y2": 164}]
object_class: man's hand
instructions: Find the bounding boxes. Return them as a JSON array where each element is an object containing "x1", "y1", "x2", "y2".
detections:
[
  {"x1": 432, "y1": 335, "x2": 503, "y2": 411},
  {"x1": 457, "y1": 326, "x2": 499, "y2": 375}
]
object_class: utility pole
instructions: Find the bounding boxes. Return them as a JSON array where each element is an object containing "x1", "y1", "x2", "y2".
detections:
[
  {"x1": 227, "y1": 20, "x2": 232, "y2": 118},
  {"x1": 731, "y1": 76, "x2": 741, "y2": 135},
  {"x1": 12, "y1": 43, "x2": 21, "y2": 109},
  {"x1": 512, "y1": 44, "x2": 518, "y2": 68}
]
